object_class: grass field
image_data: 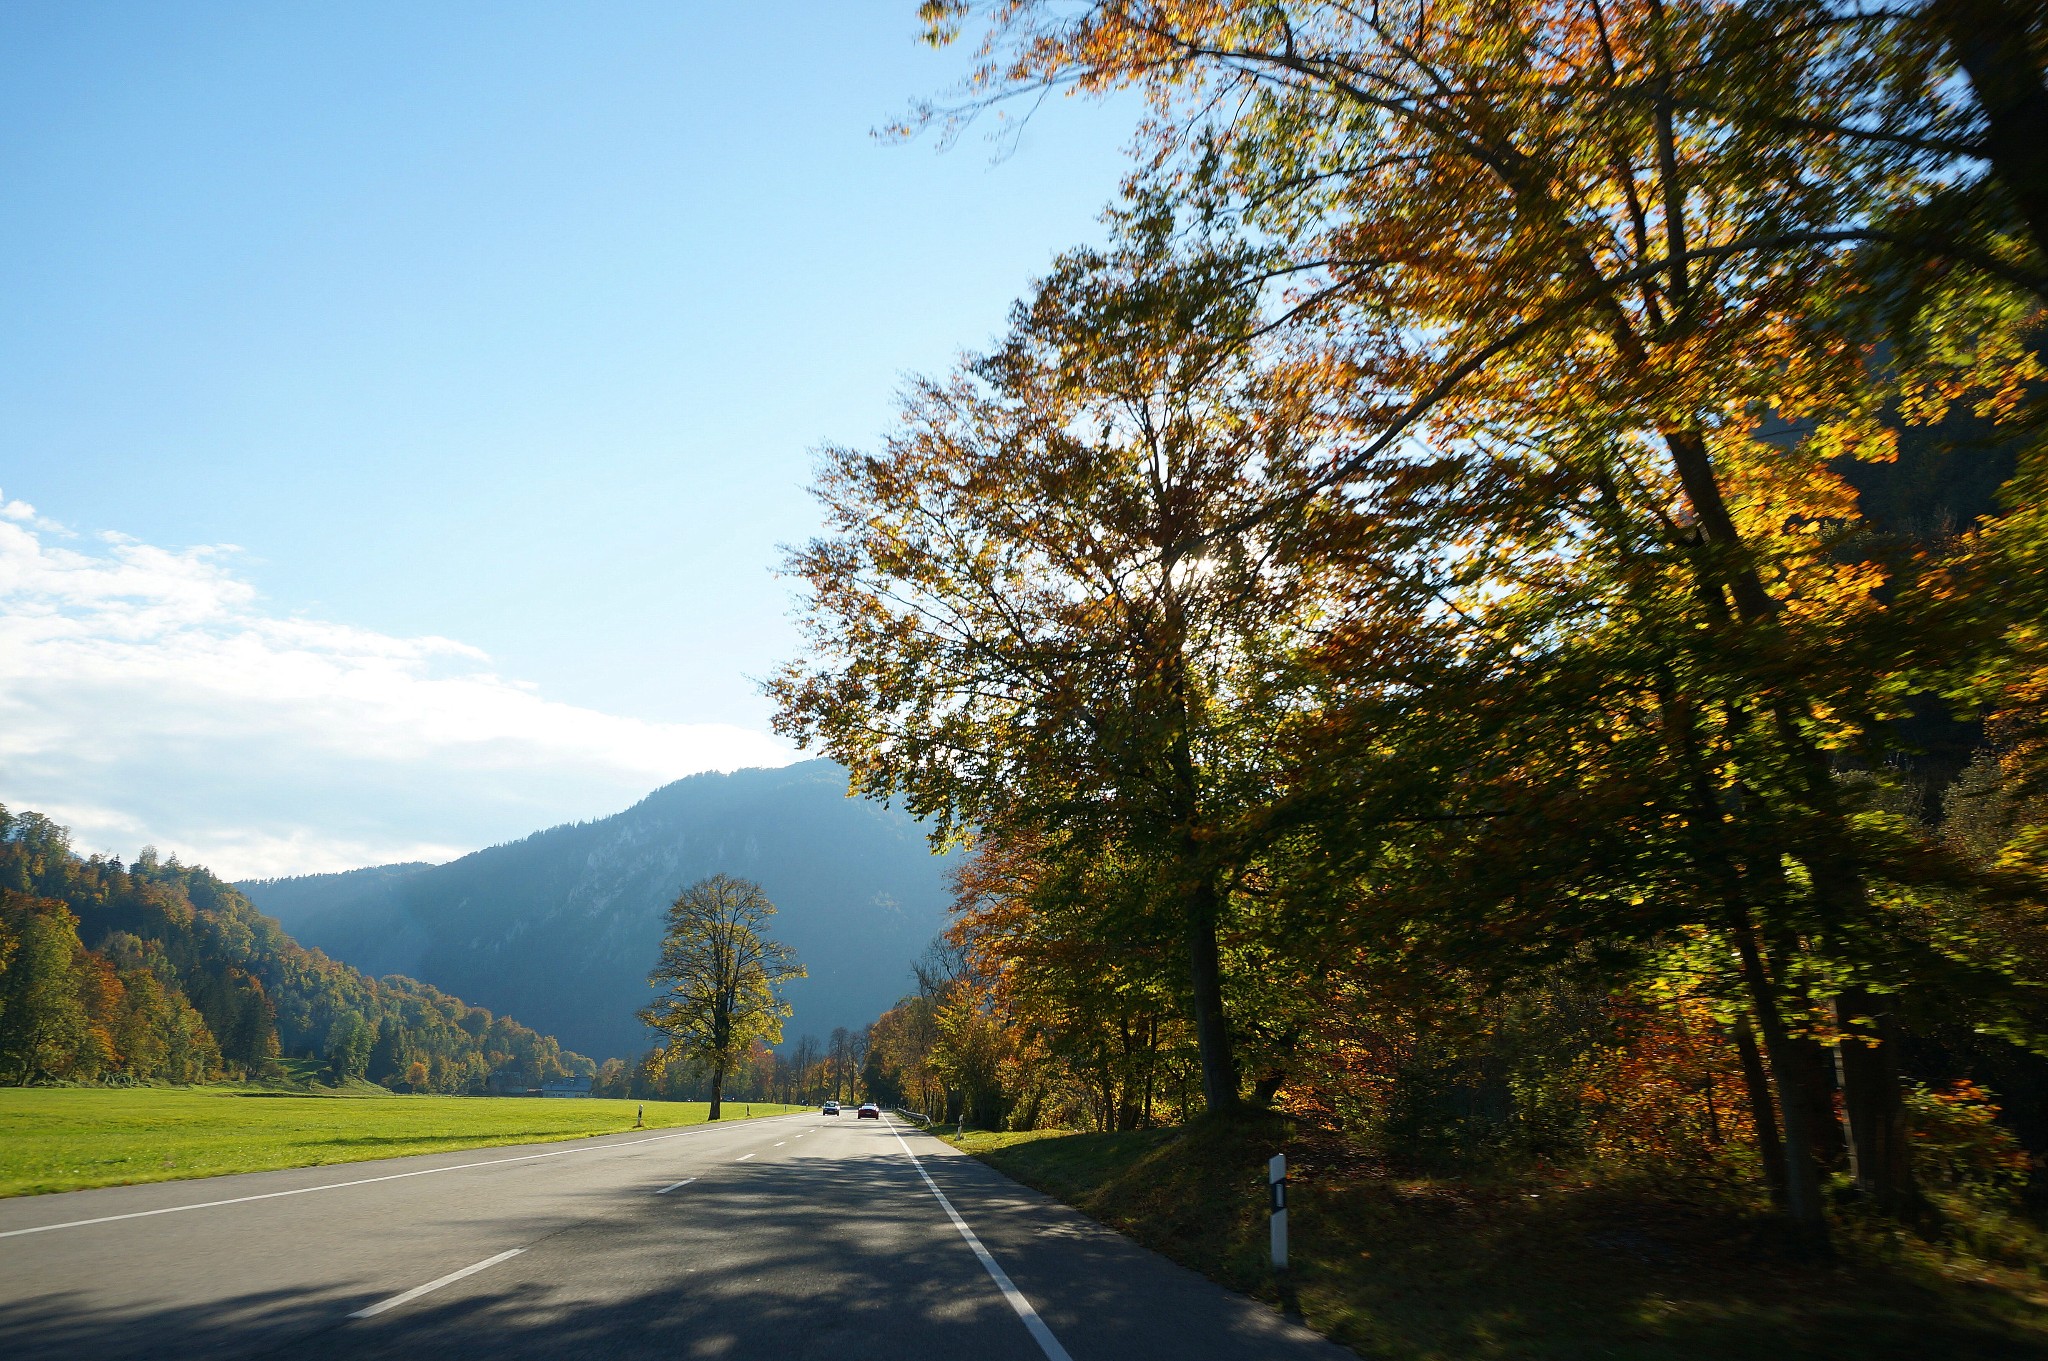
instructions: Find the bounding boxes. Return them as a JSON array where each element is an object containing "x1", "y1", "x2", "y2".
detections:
[
  {"x1": 0, "y1": 1087, "x2": 801, "y2": 1197},
  {"x1": 946, "y1": 1122, "x2": 2048, "y2": 1361}
]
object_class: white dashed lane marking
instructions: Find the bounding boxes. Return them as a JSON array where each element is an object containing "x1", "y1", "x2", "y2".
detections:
[{"x1": 349, "y1": 1248, "x2": 525, "y2": 1319}]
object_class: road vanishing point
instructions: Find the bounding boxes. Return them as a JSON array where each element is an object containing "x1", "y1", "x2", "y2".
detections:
[{"x1": 0, "y1": 1112, "x2": 1348, "y2": 1359}]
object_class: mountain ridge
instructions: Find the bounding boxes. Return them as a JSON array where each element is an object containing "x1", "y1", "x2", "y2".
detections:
[{"x1": 238, "y1": 760, "x2": 952, "y2": 1060}]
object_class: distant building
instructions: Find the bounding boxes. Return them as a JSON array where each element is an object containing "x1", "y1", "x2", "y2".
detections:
[{"x1": 485, "y1": 1071, "x2": 593, "y2": 1097}]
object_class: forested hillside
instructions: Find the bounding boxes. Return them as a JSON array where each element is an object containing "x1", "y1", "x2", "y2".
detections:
[
  {"x1": 0, "y1": 806, "x2": 592, "y2": 1091},
  {"x1": 240, "y1": 761, "x2": 949, "y2": 1060}
]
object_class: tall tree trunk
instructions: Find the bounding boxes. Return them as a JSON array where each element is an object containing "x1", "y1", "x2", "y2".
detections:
[
  {"x1": 1661, "y1": 427, "x2": 1777, "y2": 619},
  {"x1": 1757, "y1": 891, "x2": 1849, "y2": 1174},
  {"x1": 1657, "y1": 672, "x2": 1826, "y2": 1239},
  {"x1": 1793, "y1": 823, "x2": 1921, "y2": 1211},
  {"x1": 1833, "y1": 989, "x2": 1923, "y2": 1214},
  {"x1": 1728, "y1": 911, "x2": 1831, "y2": 1243},
  {"x1": 1731, "y1": 1017, "x2": 1790, "y2": 1210},
  {"x1": 1780, "y1": 1030, "x2": 1851, "y2": 1174},
  {"x1": 708, "y1": 1061, "x2": 725, "y2": 1121},
  {"x1": 1928, "y1": 0, "x2": 2048, "y2": 262},
  {"x1": 1143, "y1": 1016, "x2": 1158, "y2": 1127},
  {"x1": 1116, "y1": 1018, "x2": 1144, "y2": 1131},
  {"x1": 1664, "y1": 421, "x2": 1921, "y2": 1213},
  {"x1": 1185, "y1": 871, "x2": 1240, "y2": 1116}
]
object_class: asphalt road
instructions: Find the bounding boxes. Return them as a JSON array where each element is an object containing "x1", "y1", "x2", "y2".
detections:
[{"x1": 0, "y1": 1111, "x2": 1350, "y2": 1360}]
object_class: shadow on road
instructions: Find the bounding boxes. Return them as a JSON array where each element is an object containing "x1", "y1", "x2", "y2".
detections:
[{"x1": 1, "y1": 1132, "x2": 1342, "y2": 1361}]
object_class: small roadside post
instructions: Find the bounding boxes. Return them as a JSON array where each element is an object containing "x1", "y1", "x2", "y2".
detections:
[
  {"x1": 1269, "y1": 1153, "x2": 1288, "y2": 1272},
  {"x1": 634, "y1": 1104, "x2": 644, "y2": 1129}
]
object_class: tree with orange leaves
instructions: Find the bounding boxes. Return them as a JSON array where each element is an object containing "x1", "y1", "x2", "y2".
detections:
[
  {"x1": 773, "y1": 232, "x2": 1363, "y2": 1117},
  {"x1": 902, "y1": 0, "x2": 2048, "y2": 1239}
]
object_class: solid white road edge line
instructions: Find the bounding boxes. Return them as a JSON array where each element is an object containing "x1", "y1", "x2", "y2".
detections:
[
  {"x1": 882, "y1": 1117, "x2": 1074, "y2": 1361},
  {"x1": 0, "y1": 1116, "x2": 804, "y2": 1239},
  {"x1": 655, "y1": 1178, "x2": 696, "y2": 1194},
  {"x1": 348, "y1": 1248, "x2": 526, "y2": 1319}
]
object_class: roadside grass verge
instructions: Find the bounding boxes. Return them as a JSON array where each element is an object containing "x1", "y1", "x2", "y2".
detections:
[
  {"x1": 945, "y1": 1121, "x2": 2048, "y2": 1360},
  {"x1": 0, "y1": 1087, "x2": 801, "y2": 1197}
]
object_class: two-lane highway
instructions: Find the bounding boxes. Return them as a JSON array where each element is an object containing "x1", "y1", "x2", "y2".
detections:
[{"x1": 0, "y1": 1112, "x2": 1349, "y2": 1360}]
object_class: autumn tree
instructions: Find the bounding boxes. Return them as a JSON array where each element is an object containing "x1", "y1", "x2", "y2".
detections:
[
  {"x1": 867, "y1": 995, "x2": 943, "y2": 1115},
  {"x1": 0, "y1": 896, "x2": 94, "y2": 1084},
  {"x1": 773, "y1": 231, "x2": 1367, "y2": 1116},
  {"x1": 639, "y1": 874, "x2": 805, "y2": 1120},
  {"x1": 900, "y1": 0, "x2": 2048, "y2": 1241}
]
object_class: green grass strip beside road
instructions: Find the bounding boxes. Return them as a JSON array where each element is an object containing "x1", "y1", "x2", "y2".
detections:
[
  {"x1": 941, "y1": 1123, "x2": 2048, "y2": 1361},
  {"x1": 0, "y1": 1088, "x2": 802, "y2": 1198}
]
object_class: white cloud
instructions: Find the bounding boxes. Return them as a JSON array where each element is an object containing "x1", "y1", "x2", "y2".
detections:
[
  {"x1": 0, "y1": 493, "x2": 795, "y2": 878},
  {"x1": 0, "y1": 492, "x2": 68, "y2": 533}
]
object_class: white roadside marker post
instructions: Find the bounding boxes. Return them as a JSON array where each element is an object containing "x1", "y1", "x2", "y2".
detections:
[{"x1": 1269, "y1": 1153, "x2": 1288, "y2": 1272}]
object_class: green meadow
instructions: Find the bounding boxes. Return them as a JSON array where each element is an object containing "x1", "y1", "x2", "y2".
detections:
[{"x1": 0, "y1": 1087, "x2": 801, "y2": 1197}]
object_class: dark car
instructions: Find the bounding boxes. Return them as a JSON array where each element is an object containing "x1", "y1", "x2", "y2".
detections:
[
  {"x1": 856, "y1": 1103, "x2": 881, "y2": 1119},
  {"x1": 822, "y1": 1101, "x2": 840, "y2": 1115}
]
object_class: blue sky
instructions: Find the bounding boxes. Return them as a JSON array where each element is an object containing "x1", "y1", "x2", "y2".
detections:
[{"x1": 0, "y1": 3, "x2": 1134, "y2": 875}]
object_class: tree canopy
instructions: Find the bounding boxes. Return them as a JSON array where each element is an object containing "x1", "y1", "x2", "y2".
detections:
[
  {"x1": 639, "y1": 874, "x2": 806, "y2": 1120},
  {"x1": 777, "y1": 0, "x2": 2048, "y2": 1251}
]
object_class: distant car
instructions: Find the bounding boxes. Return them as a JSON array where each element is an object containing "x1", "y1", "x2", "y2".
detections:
[
  {"x1": 822, "y1": 1101, "x2": 840, "y2": 1115},
  {"x1": 856, "y1": 1103, "x2": 880, "y2": 1119}
]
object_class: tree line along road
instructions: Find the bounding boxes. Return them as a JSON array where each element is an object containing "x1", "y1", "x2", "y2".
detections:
[{"x1": 0, "y1": 1111, "x2": 1348, "y2": 1360}]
